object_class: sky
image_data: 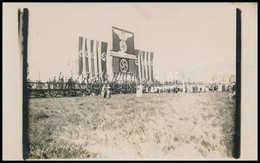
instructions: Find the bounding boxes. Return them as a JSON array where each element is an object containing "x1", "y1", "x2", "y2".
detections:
[{"x1": 15, "y1": 3, "x2": 240, "y2": 81}]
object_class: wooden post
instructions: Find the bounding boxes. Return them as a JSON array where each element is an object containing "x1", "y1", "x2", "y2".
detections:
[
  {"x1": 19, "y1": 8, "x2": 30, "y2": 159},
  {"x1": 233, "y1": 8, "x2": 241, "y2": 159}
]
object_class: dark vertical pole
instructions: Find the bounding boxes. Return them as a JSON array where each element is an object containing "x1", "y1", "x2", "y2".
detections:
[
  {"x1": 233, "y1": 8, "x2": 241, "y2": 159},
  {"x1": 20, "y1": 8, "x2": 30, "y2": 160}
]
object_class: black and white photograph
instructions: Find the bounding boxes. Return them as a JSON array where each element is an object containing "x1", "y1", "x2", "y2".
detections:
[{"x1": 3, "y1": 3, "x2": 257, "y2": 160}]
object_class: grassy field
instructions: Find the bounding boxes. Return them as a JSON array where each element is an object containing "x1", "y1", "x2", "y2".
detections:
[{"x1": 28, "y1": 92, "x2": 235, "y2": 159}]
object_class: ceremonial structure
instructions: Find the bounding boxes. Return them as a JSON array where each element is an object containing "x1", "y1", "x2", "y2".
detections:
[
  {"x1": 77, "y1": 26, "x2": 154, "y2": 83},
  {"x1": 27, "y1": 27, "x2": 235, "y2": 98},
  {"x1": 27, "y1": 27, "x2": 158, "y2": 98}
]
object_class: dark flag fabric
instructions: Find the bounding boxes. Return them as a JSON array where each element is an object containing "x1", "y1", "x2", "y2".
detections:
[
  {"x1": 101, "y1": 41, "x2": 108, "y2": 73},
  {"x1": 150, "y1": 52, "x2": 154, "y2": 81},
  {"x1": 113, "y1": 57, "x2": 120, "y2": 73},
  {"x1": 129, "y1": 59, "x2": 135, "y2": 74},
  {"x1": 90, "y1": 40, "x2": 95, "y2": 77},
  {"x1": 78, "y1": 37, "x2": 83, "y2": 76},
  {"x1": 84, "y1": 38, "x2": 89, "y2": 73},
  {"x1": 112, "y1": 27, "x2": 135, "y2": 55},
  {"x1": 134, "y1": 49, "x2": 139, "y2": 79}
]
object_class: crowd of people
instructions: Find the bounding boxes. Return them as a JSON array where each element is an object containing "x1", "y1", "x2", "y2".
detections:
[{"x1": 28, "y1": 72, "x2": 236, "y2": 98}]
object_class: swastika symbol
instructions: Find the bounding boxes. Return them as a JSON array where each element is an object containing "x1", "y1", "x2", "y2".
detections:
[
  {"x1": 120, "y1": 59, "x2": 128, "y2": 72},
  {"x1": 101, "y1": 52, "x2": 106, "y2": 61}
]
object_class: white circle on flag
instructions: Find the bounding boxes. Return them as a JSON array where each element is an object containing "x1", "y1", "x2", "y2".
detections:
[{"x1": 120, "y1": 59, "x2": 128, "y2": 73}]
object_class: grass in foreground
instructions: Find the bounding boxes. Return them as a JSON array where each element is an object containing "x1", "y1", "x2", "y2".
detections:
[{"x1": 28, "y1": 92, "x2": 235, "y2": 159}]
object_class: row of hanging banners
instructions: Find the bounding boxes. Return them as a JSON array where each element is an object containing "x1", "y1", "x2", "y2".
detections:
[{"x1": 78, "y1": 26, "x2": 154, "y2": 82}]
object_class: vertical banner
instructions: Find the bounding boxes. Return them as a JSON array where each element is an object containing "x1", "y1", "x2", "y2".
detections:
[
  {"x1": 137, "y1": 50, "x2": 142, "y2": 82},
  {"x1": 146, "y1": 51, "x2": 149, "y2": 81},
  {"x1": 141, "y1": 51, "x2": 145, "y2": 81},
  {"x1": 84, "y1": 38, "x2": 89, "y2": 73},
  {"x1": 96, "y1": 40, "x2": 100, "y2": 77},
  {"x1": 150, "y1": 52, "x2": 154, "y2": 81},
  {"x1": 143, "y1": 51, "x2": 146, "y2": 80},
  {"x1": 134, "y1": 49, "x2": 139, "y2": 80},
  {"x1": 101, "y1": 42, "x2": 108, "y2": 73},
  {"x1": 90, "y1": 39, "x2": 95, "y2": 78},
  {"x1": 78, "y1": 37, "x2": 83, "y2": 76},
  {"x1": 98, "y1": 41, "x2": 102, "y2": 75},
  {"x1": 94, "y1": 41, "x2": 98, "y2": 77}
]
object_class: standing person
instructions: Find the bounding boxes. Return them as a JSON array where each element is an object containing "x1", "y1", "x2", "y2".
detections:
[
  {"x1": 136, "y1": 81, "x2": 143, "y2": 97},
  {"x1": 64, "y1": 77, "x2": 68, "y2": 89},
  {"x1": 61, "y1": 76, "x2": 64, "y2": 89},
  {"x1": 101, "y1": 83, "x2": 107, "y2": 98},
  {"x1": 106, "y1": 82, "x2": 111, "y2": 98},
  {"x1": 47, "y1": 78, "x2": 51, "y2": 89},
  {"x1": 52, "y1": 76, "x2": 57, "y2": 89}
]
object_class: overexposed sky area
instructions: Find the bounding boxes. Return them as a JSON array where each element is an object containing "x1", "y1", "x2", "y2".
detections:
[{"x1": 9, "y1": 3, "x2": 250, "y2": 81}]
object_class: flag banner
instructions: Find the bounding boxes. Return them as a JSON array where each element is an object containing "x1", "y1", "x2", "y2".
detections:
[
  {"x1": 134, "y1": 49, "x2": 139, "y2": 80},
  {"x1": 98, "y1": 41, "x2": 102, "y2": 76},
  {"x1": 129, "y1": 59, "x2": 135, "y2": 74},
  {"x1": 101, "y1": 41, "x2": 108, "y2": 73},
  {"x1": 84, "y1": 38, "x2": 89, "y2": 73},
  {"x1": 137, "y1": 50, "x2": 142, "y2": 81},
  {"x1": 140, "y1": 51, "x2": 144, "y2": 81},
  {"x1": 90, "y1": 39, "x2": 95, "y2": 77},
  {"x1": 112, "y1": 26, "x2": 135, "y2": 55},
  {"x1": 150, "y1": 52, "x2": 154, "y2": 81},
  {"x1": 78, "y1": 37, "x2": 83, "y2": 76},
  {"x1": 142, "y1": 51, "x2": 146, "y2": 80},
  {"x1": 93, "y1": 41, "x2": 98, "y2": 77},
  {"x1": 96, "y1": 40, "x2": 100, "y2": 76},
  {"x1": 146, "y1": 51, "x2": 149, "y2": 81}
]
